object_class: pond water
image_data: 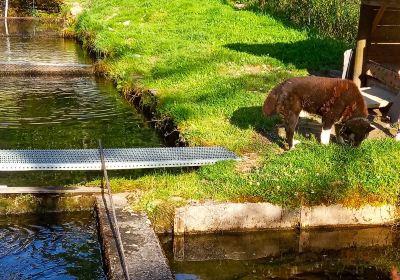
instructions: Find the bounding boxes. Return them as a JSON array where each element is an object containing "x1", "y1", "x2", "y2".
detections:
[
  {"x1": 160, "y1": 227, "x2": 400, "y2": 280},
  {"x1": 0, "y1": 18, "x2": 162, "y2": 186},
  {"x1": 0, "y1": 211, "x2": 106, "y2": 279}
]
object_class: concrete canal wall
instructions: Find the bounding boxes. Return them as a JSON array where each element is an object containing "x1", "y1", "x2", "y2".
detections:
[{"x1": 174, "y1": 202, "x2": 398, "y2": 234}]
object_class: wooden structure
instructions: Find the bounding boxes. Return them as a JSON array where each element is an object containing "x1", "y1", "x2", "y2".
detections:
[{"x1": 353, "y1": 0, "x2": 400, "y2": 113}]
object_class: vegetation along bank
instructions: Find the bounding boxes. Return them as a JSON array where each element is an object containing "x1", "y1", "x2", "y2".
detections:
[{"x1": 66, "y1": 0, "x2": 400, "y2": 231}]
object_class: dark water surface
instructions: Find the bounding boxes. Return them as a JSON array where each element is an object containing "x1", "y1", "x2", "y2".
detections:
[
  {"x1": 0, "y1": 212, "x2": 106, "y2": 280},
  {"x1": 0, "y1": 19, "x2": 162, "y2": 186},
  {"x1": 161, "y1": 227, "x2": 400, "y2": 279}
]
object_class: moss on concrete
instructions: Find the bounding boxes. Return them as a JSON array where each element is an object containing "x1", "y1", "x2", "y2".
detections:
[{"x1": 0, "y1": 194, "x2": 96, "y2": 215}]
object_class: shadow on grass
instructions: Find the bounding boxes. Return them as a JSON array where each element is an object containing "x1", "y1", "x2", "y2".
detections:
[
  {"x1": 225, "y1": 38, "x2": 347, "y2": 72},
  {"x1": 230, "y1": 106, "x2": 324, "y2": 148},
  {"x1": 230, "y1": 106, "x2": 286, "y2": 147}
]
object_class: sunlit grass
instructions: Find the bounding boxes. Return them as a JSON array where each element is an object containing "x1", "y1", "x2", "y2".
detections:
[{"x1": 72, "y1": 0, "x2": 400, "y2": 229}]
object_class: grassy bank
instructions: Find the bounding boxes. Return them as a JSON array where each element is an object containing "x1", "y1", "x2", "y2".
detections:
[{"x1": 70, "y1": 0, "x2": 400, "y2": 230}]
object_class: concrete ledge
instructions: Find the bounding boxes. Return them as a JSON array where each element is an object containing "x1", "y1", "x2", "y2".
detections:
[
  {"x1": 0, "y1": 186, "x2": 102, "y2": 194},
  {"x1": 174, "y1": 202, "x2": 299, "y2": 234},
  {"x1": 301, "y1": 204, "x2": 397, "y2": 227},
  {"x1": 96, "y1": 196, "x2": 124, "y2": 280},
  {"x1": 0, "y1": 194, "x2": 96, "y2": 215},
  {"x1": 174, "y1": 202, "x2": 399, "y2": 235},
  {"x1": 0, "y1": 62, "x2": 94, "y2": 76},
  {"x1": 96, "y1": 194, "x2": 174, "y2": 280}
]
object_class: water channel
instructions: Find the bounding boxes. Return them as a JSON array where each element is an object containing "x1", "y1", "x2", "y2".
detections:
[
  {"x1": 0, "y1": 211, "x2": 106, "y2": 279},
  {"x1": 0, "y1": 18, "x2": 161, "y2": 186}
]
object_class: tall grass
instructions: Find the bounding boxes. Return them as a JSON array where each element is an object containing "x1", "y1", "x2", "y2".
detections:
[{"x1": 238, "y1": 0, "x2": 360, "y2": 42}]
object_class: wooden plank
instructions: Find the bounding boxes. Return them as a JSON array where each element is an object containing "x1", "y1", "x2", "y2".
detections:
[
  {"x1": 353, "y1": 4, "x2": 376, "y2": 87},
  {"x1": 361, "y1": 86, "x2": 397, "y2": 108},
  {"x1": 362, "y1": 0, "x2": 400, "y2": 9},
  {"x1": 367, "y1": 43, "x2": 400, "y2": 64},
  {"x1": 378, "y1": 10, "x2": 400, "y2": 25},
  {"x1": 371, "y1": 4, "x2": 387, "y2": 33},
  {"x1": 370, "y1": 26, "x2": 400, "y2": 42},
  {"x1": 365, "y1": 61, "x2": 400, "y2": 90}
]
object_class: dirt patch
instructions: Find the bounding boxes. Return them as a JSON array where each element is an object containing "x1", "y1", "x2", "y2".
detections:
[
  {"x1": 235, "y1": 152, "x2": 261, "y2": 173},
  {"x1": 220, "y1": 64, "x2": 273, "y2": 77}
]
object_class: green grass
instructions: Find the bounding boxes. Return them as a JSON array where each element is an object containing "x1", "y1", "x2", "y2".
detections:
[{"x1": 70, "y1": 0, "x2": 400, "y2": 229}]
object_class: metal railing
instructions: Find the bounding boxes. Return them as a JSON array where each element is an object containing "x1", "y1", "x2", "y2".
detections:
[{"x1": 99, "y1": 140, "x2": 130, "y2": 280}]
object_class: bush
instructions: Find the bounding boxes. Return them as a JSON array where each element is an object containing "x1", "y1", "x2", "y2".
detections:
[
  {"x1": 238, "y1": 0, "x2": 360, "y2": 42},
  {"x1": 0, "y1": 0, "x2": 61, "y2": 16}
]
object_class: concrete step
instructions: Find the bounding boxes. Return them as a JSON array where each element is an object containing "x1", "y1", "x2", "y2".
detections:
[
  {"x1": 0, "y1": 61, "x2": 94, "y2": 76},
  {"x1": 361, "y1": 86, "x2": 397, "y2": 108}
]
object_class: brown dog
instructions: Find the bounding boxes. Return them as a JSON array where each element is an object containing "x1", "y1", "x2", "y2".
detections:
[{"x1": 263, "y1": 76, "x2": 374, "y2": 149}]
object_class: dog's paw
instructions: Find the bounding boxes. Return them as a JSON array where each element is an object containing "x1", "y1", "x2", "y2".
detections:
[
  {"x1": 288, "y1": 140, "x2": 301, "y2": 150},
  {"x1": 293, "y1": 139, "x2": 301, "y2": 146}
]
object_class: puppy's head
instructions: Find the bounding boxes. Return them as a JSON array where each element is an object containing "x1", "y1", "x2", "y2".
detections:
[{"x1": 338, "y1": 118, "x2": 375, "y2": 147}]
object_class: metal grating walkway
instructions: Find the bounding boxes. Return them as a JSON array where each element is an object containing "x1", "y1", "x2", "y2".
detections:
[{"x1": 0, "y1": 147, "x2": 239, "y2": 171}]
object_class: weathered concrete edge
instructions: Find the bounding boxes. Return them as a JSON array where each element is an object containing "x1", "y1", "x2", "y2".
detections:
[
  {"x1": 174, "y1": 202, "x2": 399, "y2": 235},
  {"x1": 95, "y1": 195, "x2": 125, "y2": 280},
  {"x1": 0, "y1": 187, "x2": 102, "y2": 215},
  {"x1": 95, "y1": 195, "x2": 174, "y2": 280},
  {"x1": 0, "y1": 193, "x2": 97, "y2": 215},
  {"x1": 0, "y1": 186, "x2": 102, "y2": 194}
]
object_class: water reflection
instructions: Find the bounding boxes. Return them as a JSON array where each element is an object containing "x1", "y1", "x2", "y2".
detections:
[
  {"x1": 0, "y1": 76, "x2": 161, "y2": 186},
  {"x1": 161, "y1": 227, "x2": 400, "y2": 279},
  {"x1": 0, "y1": 212, "x2": 106, "y2": 279},
  {"x1": 0, "y1": 19, "x2": 91, "y2": 64},
  {"x1": 0, "y1": 76, "x2": 161, "y2": 149}
]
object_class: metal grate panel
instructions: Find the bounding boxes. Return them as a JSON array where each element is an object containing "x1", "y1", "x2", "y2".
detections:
[{"x1": 0, "y1": 147, "x2": 239, "y2": 171}]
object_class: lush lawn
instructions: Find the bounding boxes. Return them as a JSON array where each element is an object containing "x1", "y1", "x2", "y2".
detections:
[{"x1": 71, "y1": 0, "x2": 400, "y2": 230}]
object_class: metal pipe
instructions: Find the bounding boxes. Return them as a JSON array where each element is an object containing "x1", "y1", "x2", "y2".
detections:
[
  {"x1": 98, "y1": 140, "x2": 130, "y2": 280},
  {"x1": 4, "y1": 17, "x2": 10, "y2": 57},
  {"x1": 4, "y1": 0, "x2": 8, "y2": 18}
]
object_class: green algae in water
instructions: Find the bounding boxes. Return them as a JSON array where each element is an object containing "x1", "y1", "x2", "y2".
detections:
[
  {"x1": 0, "y1": 76, "x2": 162, "y2": 186},
  {"x1": 0, "y1": 211, "x2": 106, "y2": 279}
]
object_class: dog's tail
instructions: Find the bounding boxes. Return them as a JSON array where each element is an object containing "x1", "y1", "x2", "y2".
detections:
[{"x1": 263, "y1": 83, "x2": 282, "y2": 117}]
